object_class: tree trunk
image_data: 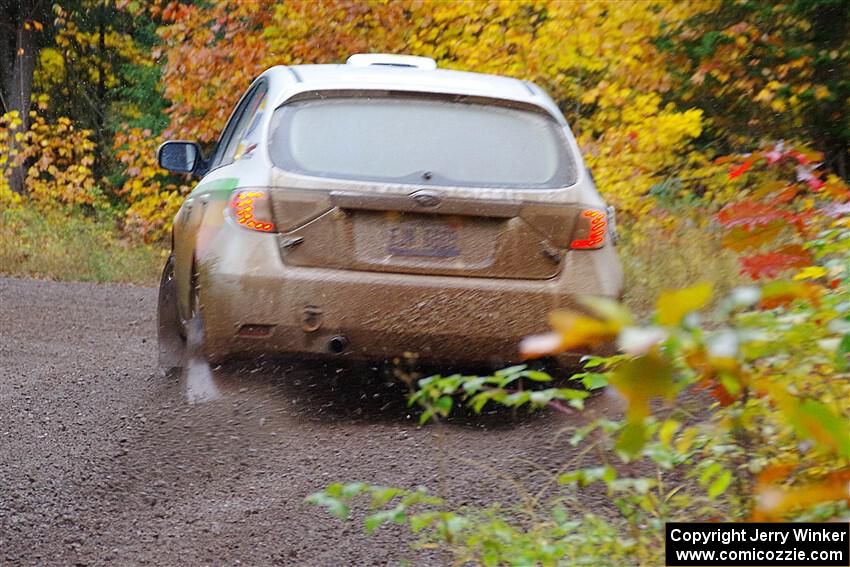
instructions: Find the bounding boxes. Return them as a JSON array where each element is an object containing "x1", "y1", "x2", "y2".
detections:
[
  {"x1": 1, "y1": 0, "x2": 40, "y2": 194},
  {"x1": 93, "y1": 0, "x2": 107, "y2": 180},
  {"x1": 809, "y1": 1, "x2": 849, "y2": 181}
]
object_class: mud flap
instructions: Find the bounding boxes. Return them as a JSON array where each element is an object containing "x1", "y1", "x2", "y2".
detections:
[{"x1": 158, "y1": 255, "x2": 185, "y2": 369}]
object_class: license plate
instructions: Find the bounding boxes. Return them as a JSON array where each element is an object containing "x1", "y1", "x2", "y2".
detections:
[{"x1": 387, "y1": 219, "x2": 460, "y2": 258}]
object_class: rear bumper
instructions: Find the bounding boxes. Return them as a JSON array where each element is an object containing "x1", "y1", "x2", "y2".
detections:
[{"x1": 198, "y1": 228, "x2": 622, "y2": 365}]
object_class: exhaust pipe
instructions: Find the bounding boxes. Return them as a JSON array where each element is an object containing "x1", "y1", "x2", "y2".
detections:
[{"x1": 327, "y1": 335, "x2": 349, "y2": 355}]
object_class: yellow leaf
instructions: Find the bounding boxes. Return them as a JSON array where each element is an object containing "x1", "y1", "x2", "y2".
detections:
[
  {"x1": 656, "y1": 282, "x2": 713, "y2": 326},
  {"x1": 793, "y1": 266, "x2": 827, "y2": 281},
  {"x1": 770, "y1": 98, "x2": 787, "y2": 113},
  {"x1": 675, "y1": 426, "x2": 698, "y2": 454},
  {"x1": 549, "y1": 311, "x2": 621, "y2": 350},
  {"x1": 579, "y1": 296, "x2": 634, "y2": 327},
  {"x1": 659, "y1": 419, "x2": 680, "y2": 447},
  {"x1": 813, "y1": 85, "x2": 830, "y2": 100},
  {"x1": 609, "y1": 353, "x2": 674, "y2": 421}
]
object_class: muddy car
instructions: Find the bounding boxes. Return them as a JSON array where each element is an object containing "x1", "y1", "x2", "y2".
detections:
[{"x1": 157, "y1": 53, "x2": 623, "y2": 371}]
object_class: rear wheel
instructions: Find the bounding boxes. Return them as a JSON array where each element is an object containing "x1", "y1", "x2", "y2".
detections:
[
  {"x1": 178, "y1": 264, "x2": 202, "y2": 336},
  {"x1": 157, "y1": 254, "x2": 185, "y2": 370},
  {"x1": 182, "y1": 267, "x2": 228, "y2": 366},
  {"x1": 183, "y1": 268, "x2": 210, "y2": 354}
]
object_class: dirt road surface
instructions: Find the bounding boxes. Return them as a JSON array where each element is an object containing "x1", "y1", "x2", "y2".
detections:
[{"x1": 0, "y1": 277, "x2": 627, "y2": 566}]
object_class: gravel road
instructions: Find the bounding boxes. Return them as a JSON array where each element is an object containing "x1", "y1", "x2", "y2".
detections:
[{"x1": 0, "y1": 276, "x2": 627, "y2": 566}]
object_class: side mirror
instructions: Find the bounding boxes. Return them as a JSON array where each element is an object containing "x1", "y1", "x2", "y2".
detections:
[{"x1": 157, "y1": 141, "x2": 204, "y2": 175}]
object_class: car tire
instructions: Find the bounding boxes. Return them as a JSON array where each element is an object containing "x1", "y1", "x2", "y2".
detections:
[{"x1": 157, "y1": 254, "x2": 186, "y2": 370}]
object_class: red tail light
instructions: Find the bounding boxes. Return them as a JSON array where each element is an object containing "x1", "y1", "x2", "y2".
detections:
[
  {"x1": 570, "y1": 209, "x2": 607, "y2": 249},
  {"x1": 229, "y1": 190, "x2": 275, "y2": 232}
]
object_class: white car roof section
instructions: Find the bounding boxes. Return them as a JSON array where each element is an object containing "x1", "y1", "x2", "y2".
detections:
[{"x1": 260, "y1": 64, "x2": 565, "y2": 124}]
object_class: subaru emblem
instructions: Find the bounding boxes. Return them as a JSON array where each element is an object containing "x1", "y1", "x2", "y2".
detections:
[{"x1": 412, "y1": 191, "x2": 442, "y2": 208}]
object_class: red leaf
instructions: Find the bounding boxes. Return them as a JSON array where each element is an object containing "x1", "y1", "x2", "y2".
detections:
[
  {"x1": 729, "y1": 157, "x2": 755, "y2": 179},
  {"x1": 716, "y1": 200, "x2": 788, "y2": 229},
  {"x1": 806, "y1": 177, "x2": 825, "y2": 190},
  {"x1": 787, "y1": 210, "x2": 815, "y2": 233},
  {"x1": 721, "y1": 221, "x2": 785, "y2": 252},
  {"x1": 759, "y1": 280, "x2": 822, "y2": 309},
  {"x1": 771, "y1": 186, "x2": 799, "y2": 204},
  {"x1": 740, "y1": 246, "x2": 811, "y2": 280},
  {"x1": 697, "y1": 377, "x2": 737, "y2": 406}
]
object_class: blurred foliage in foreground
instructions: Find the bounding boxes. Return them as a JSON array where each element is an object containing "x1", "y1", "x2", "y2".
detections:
[{"x1": 309, "y1": 154, "x2": 850, "y2": 565}]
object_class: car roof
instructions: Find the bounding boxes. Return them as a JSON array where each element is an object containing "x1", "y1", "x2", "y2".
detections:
[{"x1": 258, "y1": 55, "x2": 564, "y2": 122}]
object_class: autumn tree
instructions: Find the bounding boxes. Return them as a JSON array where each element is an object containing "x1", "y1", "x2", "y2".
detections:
[
  {"x1": 0, "y1": 0, "x2": 49, "y2": 193},
  {"x1": 127, "y1": 0, "x2": 707, "y2": 238},
  {"x1": 660, "y1": 0, "x2": 850, "y2": 177},
  {"x1": 1, "y1": 0, "x2": 161, "y2": 211},
  {"x1": 33, "y1": 1, "x2": 163, "y2": 185}
]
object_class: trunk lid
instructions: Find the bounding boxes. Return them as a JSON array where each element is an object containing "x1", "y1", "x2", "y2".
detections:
[{"x1": 269, "y1": 188, "x2": 593, "y2": 280}]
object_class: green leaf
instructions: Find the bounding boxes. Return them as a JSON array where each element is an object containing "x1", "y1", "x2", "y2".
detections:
[
  {"x1": 529, "y1": 390, "x2": 551, "y2": 405},
  {"x1": 364, "y1": 511, "x2": 391, "y2": 534},
  {"x1": 568, "y1": 422, "x2": 598, "y2": 446},
  {"x1": 796, "y1": 399, "x2": 850, "y2": 458},
  {"x1": 364, "y1": 506, "x2": 407, "y2": 534},
  {"x1": 632, "y1": 478, "x2": 652, "y2": 495},
  {"x1": 370, "y1": 486, "x2": 404, "y2": 507},
  {"x1": 580, "y1": 372, "x2": 609, "y2": 389},
  {"x1": 435, "y1": 395, "x2": 453, "y2": 416},
  {"x1": 407, "y1": 391, "x2": 423, "y2": 407},
  {"x1": 699, "y1": 462, "x2": 722, "y2": 485},
  {"x1": 341, "y1": 482, "x2": 368, "y2": 499},
  {"x1": 504, "y1": 391, "x2": 530, "y2": 407},
  {"x1": 470, "y1": 392, "x2": 491, "y2": 414},
  {"x1": 496, "y1": 365, "x2": 527, "y2": 377},
  {"x1": 410, "y1": 512, "x2": 436, "y2": 533},
  {"x1": 522, "y1": 369, "x2": 552, "y2": 382},
  {"x1": 327, "y1": 499, "x2": 350, "y2": 520},
  {"x1": 556, "y1": 388, "x2": 590, "y2": 400},
  {"x1": 580, "y1": 355, "x2": 609, "y2": 368},
  {"x1": 552, "y1": 505, "x2": 568, "y2": 525},
  {"x1": 615, "y1": 421, "x2": 647, "y2": 457},
  {"x1": 444, "y1": 514, "x2": 468, "y2": 536},
  {"x1": 461, "y1": 376, "x2": 487, "y2": 394},
  {"x1": 305, "y1": 493, "x2": 350, "y2": 520},
  {"x1": 558, "y1": 470, "x2": 581, "y2": 485},
  {"x1": 708, "y1": 470, "x2": 732, "y2": 499},
  {"x1": 562, "y1": 465, "x2": 618, "y2": 487},
  {"x1": 419, "y1": 408, "x2": 434, "y2": 425}
]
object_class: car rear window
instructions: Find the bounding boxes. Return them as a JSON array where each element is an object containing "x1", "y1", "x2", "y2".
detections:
[{"x1": 268, "y1": 94, "x2": 577, "y2": 188}]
